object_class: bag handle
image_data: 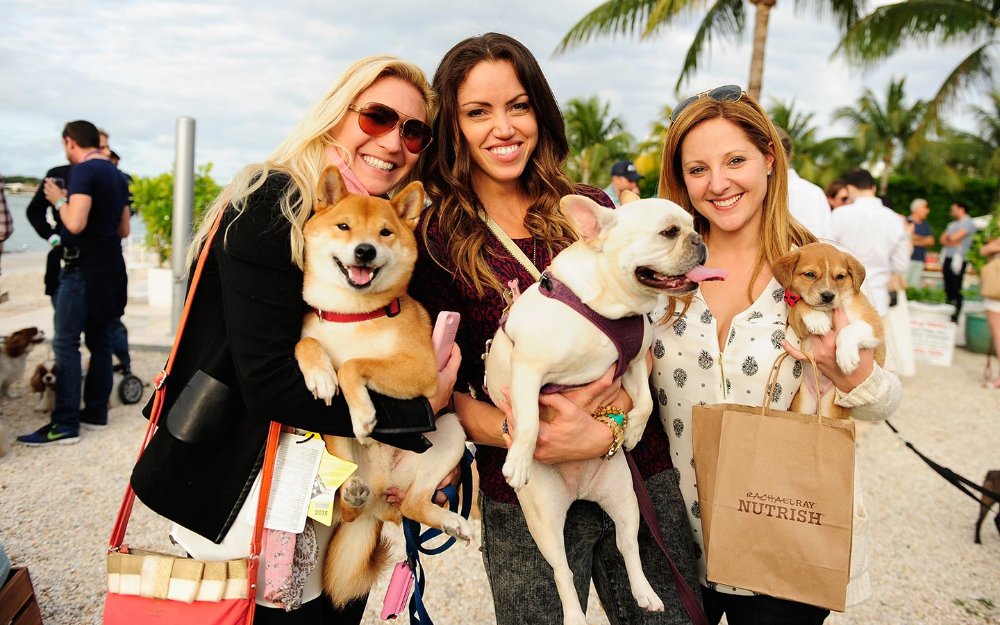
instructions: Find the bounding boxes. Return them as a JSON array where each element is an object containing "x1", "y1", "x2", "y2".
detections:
[
  {"x1": 761, "y1": 350, "x2": 820, "y2": 417},
  {"x1": 478, "y1": 211, "x2": 542, "y2": 281},
  {"x1": 108, "y1": 209, "x2": 279, "y2": 593}
]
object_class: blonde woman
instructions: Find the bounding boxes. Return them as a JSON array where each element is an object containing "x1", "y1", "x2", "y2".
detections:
[
  {"x1": 651, "y1": 86, "x2": 902, "y2": 624},
  {"x1": 131, "y1": 56, "x2": 457, "y2": 624}
]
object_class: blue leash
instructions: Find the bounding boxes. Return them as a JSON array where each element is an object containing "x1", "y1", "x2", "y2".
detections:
[{"x1": 401, "y1": 447, "x2": 475, "y2": 624}]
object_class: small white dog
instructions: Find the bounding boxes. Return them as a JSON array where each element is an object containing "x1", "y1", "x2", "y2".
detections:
[{"x1": 484, "y1": 192, "x2": 724, "y2": 625}]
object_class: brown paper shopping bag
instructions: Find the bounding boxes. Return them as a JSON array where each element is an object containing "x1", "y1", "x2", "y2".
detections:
[{"x1": 693, "y1": 353, "x2": 855, "y2": 612}]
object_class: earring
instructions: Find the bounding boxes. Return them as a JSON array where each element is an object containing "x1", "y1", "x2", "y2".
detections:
[{"x1": 767, "y1": 169, "x2": 772, "y2": 176}]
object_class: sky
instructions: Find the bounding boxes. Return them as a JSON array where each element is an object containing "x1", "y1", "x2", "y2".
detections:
[{"x1": 0, "y1": 0, "x2": 985, "y2": 183}]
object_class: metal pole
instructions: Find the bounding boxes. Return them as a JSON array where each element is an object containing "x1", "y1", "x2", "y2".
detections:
[{"x1": 171, "y1": 116, "x2": 195, "y2": 332}]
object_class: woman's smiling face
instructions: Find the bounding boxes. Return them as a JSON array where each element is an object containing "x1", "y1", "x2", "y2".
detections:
[
  {"x1": 680, "y1": 117, "x2": 774, "y2": 235},
  {"x1": 456, "y1": 60, "x2": 538, "y2": 190}
]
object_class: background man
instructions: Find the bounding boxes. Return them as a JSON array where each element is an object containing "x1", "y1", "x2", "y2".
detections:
[
  {"x1": 939, "y1": 201, "x2": 977, "y2": 322},
  {"x1": 905, "y1": 198, "x2": 935, "y2": 288},
  {"x1": 17, "y1": 120, "x2": 129, "y2": 446},
  {"x1": 603, "y1": 159, "x2": 642, "y2": 206}
]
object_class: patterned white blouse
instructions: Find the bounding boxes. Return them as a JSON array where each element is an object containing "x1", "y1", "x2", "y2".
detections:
[{"x1": 651, "y1": 278, "x2": 800, "y2": 595}]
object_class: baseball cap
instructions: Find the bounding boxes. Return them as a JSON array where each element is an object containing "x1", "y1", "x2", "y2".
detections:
[{"x1": 611, "y1": 160, "x2": 642, "y2": 181}]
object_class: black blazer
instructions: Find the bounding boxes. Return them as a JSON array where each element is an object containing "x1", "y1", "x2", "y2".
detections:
[{"x1": 131, "y1": 173, "x2": 432, "y2": 542}]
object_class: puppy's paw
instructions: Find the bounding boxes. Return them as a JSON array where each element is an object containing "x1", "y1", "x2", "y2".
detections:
[
  {"x1": 633, "y1": 587, "x2": 665, "y2": 612},
  {"x1": 501, "y1": 449, "x2": 532, "y2": 491},
  {"x1": 835, "y1": 346, "x2": 862, "y2": 375},
  {"x1": 301, "y1": 363, "x2": 339, "y2": 405},
  {"x1": 802, "y1": 309, "x2": 832, "y2": 336},
  {"x1": 350, "y1": 400, "x2": 377, "y2": 443},
  {"x1": 835, "y1": 321, "x2": 872, "y2": 375},
  {"x1": 342, "y1": 475, "x2": 370, "y2": 509},
  {"x1": 442, "y1": 514, "x2": 474, "y2": 543}
]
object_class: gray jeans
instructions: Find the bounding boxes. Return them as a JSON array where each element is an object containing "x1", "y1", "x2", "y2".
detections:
[{"x1": 480, "y1": 468, "x2": 700, "y2": 625}]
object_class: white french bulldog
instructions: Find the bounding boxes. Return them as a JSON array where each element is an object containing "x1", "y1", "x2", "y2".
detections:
[{"x1": 484, "y1": 191, "x2": 725, "y2": 625}]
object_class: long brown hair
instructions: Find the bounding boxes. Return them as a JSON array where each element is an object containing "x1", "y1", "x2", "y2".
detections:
[
  {"x1": 419, "y1": 32, "x2": 578, "y2": 296},
  {"x1": 659, "y1": 90, "x2": 816, "y2": 302}
]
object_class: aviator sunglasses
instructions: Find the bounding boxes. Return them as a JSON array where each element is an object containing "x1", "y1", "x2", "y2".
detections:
[
  {"x1": 670, "y1": 84, "x2": 746, "y2": 122},
  {"x1": 347, "y1": 102, "x2": 433, "y2": 154}
]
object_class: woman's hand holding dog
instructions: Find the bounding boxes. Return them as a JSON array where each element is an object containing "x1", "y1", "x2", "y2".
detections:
[
  {"x1": 782, "y1": 308, "x2": 874, "y2": 393},
  {"x1": 497, "y1": 365, "x2": 634, "y2": 464}
]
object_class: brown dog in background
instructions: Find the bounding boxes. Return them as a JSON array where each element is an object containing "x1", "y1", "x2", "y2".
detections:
[
  {"x1": 773, "y1": 243, "x2": 885, "y2": 419},
  {"x1": 29, "y1": 362, "x2": 57, "y2": 413},
  {"x1": 975, "y1": 470, "x2": 1000, "y2": 544}
]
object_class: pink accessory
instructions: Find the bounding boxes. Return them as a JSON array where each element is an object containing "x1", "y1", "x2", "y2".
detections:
[
  {"x1": 783, "y1": 289, "x2": 802, "y2": 307},
  {"x1": 380, "y1": 561, "x2": 415, "y2": 619},
  {"x1": 325, "y1": 147, "x2": 370, "y2": 196}
]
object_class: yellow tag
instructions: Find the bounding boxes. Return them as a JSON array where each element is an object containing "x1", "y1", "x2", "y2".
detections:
[{"x1": 307, "y1": 445, "x2": 358, "y2": 525}]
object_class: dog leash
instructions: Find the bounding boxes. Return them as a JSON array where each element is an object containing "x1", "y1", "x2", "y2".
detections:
[
  {"x1": 625, "y1": 451, "x2": 710, "y2": 625},
  {"x1": 399, "y1": 447, "x2": 475, "y2": 624},
  {"x1": 884, "y1": 420, "x2": 1000, "y2": 503}
]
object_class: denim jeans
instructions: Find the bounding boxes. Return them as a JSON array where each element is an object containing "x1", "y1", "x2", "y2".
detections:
[
  {"x1": 702, "y1": 586, "x2": 829, "y2": 625},
  {"x1": 110, "y1": 317, "x2": 131, "y2": 370},
  {"x1": 480, "y1": 469, "x2": 700, "y2": 625},
  {"x1": 51, "y1": 266, "x2": 114, "y2": 429}
]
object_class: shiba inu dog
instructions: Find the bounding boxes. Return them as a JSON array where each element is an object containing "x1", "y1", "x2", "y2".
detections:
[
  {"x1": 773, "y1": 242, "x2": 885, "y2": 419},
  {"x1": 295, "y1": 166, "x2": 470, "y2": 607},
  {"x1": 484, "y1": 191, "x2": 725, "y2": 625}
]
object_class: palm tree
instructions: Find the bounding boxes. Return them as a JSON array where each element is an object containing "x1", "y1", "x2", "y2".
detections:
[
  {"x1": 834, "y1": 0, "x2": 999, "y2": 123},
  {"x1": 831, "y1": 78, "x2": 928, "y2": 195},
  {"x1": 966, "y1": 90, "x2": 1000, "y2": 181},
  {"x1": 563, "y1": 96, "x2": 635, "y2": 186},
  {"x1": 555, "y1": 0, "x2": 867, "y2": 100},
  {"x1": 768, "y1": 99, "x2": 858, "y2": 184}
]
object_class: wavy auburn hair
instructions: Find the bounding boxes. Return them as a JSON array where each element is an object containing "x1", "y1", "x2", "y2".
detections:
[
  {"x1": 658, "y1": 90, "x2": 815, "y2": 302},
  {"x1": 419, "y1": 32, "x2": 578, "y2": 296}
]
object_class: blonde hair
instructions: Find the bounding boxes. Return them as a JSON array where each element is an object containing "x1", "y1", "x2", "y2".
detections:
[
  {"x1": 658, "y1": 91, "x2": 816, "y2": 302},
  {"x1": 188, "y1": 55, "x2": 436, "y2": 269}
]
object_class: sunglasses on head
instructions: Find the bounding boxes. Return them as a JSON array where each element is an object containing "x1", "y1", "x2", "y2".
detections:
[
  {"x1": 348, "y1": 102, "x2": 433, "y2": 154},
  {"x1": 670, "y1": 85, "x2": 747, "y2": 123}
]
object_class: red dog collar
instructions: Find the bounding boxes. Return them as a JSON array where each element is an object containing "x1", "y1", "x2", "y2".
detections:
[
  {"x1": 783, "y1": 290, "x2": 802, "y2": 307},
  {"x1": 315, "y1": 297, "x2": 401, "y2": 323}
]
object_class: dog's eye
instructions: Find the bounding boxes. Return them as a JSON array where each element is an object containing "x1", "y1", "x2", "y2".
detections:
[
  {"x1": 803, "y1": 271, "x2": 816, "y2": 279},
  {"x1": 380, "y1": 228, "x2": 392, "y2": 237},
  {"x1": 337, "y1": 223, "x2": 350, "y2": 231},
  {"x1": 835, "y1": 273, "x2": 846, "y2": 281},
  {"x1": 660, "y1": 226, "x2": 680, "y2": 238}
]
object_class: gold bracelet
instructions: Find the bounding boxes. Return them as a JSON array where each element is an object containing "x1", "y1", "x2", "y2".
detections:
[{"x1": 593, "y1": 405, "x2": 627, "y2": 460}]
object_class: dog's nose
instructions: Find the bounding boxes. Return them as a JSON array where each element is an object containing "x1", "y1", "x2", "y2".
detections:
[
  {"x1": 354, "y1": 244, "x2": 376, "y2": 264},
  {"x1": 689, "y1": 232, "x2": 703, "y2": 246},
  {"x1": 820, "y1": 291, "x2": 835, "y2": 304}
]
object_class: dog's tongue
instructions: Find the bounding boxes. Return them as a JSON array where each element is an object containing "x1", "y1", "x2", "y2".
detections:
[
  {"x1": 349, "y1": 266, "x2": 374, "y2": 286},
  {"x1": 685, "y1": 265, "x2": 728, "y2": 283}
]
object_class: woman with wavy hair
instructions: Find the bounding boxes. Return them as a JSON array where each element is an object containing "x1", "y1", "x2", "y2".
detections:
[
  {"x1": 652, "y1": 86, "x2": 901, "y2": 624},
  {"x1": 131, "y1": 55, "x2": 457, "y2": 624},
  {"x1": 412, "y1": 32, "x2": 699, "y2": 625}
]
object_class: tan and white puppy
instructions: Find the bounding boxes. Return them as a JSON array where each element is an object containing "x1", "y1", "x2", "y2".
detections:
[
  {"x1": 295, "y1": 166, "x2": 471, "y2": 607},
  {"x1": 773, "y1": 242, "x2": 885, "y2": 419},
  {"x1": 29, "y1": 361, "x2": 57, "y2": 412},
  {"x1": 0, "y1": 327, "x2": 44, "y2": 401},
  {"x1": 484, "y1": 192, "x2": 724, "y2": 625}
]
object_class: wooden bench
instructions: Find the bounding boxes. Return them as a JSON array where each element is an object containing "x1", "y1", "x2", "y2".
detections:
[{"x1": 0, "y1": 568, "x2": 43, "y2": 625}]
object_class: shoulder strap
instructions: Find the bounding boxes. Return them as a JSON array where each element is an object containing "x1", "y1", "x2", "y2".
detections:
[
  {"x1": 478, "y1": 211, "x2": 541, "y2": 282},
  {"x1": 108, "y1": 209, "x2": 279, "y2": 569}
]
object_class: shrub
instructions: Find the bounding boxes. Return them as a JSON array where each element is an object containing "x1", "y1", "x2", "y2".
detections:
[{"x1": 131, "y1": 164, "x2": 221, "y2": 264}]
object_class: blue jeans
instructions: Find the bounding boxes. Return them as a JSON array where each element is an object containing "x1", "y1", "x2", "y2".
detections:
[
  {"x1": 480, "y1": 469, "x2": 700, "y2": 625},
  {"x1": 51, "y1": 266, "x2": 114, "y2": 429},
  {"x1": 702, "y1": 586, "x2": 829, "y2": 625},
  {"x1": 110, "y1": 318, "x2": 131, "y2": 370}
]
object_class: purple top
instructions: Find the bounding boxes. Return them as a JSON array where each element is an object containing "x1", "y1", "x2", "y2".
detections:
[{"x1": 410, "y1": 185, "x2": 672, "y2": 505}]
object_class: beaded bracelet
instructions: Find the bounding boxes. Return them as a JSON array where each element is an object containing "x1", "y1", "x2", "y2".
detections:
[{"x1": 593, "y1": 405, "x2": 627, "y2": 460}]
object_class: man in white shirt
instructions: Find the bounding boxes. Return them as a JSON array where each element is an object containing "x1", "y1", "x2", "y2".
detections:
[
  {"x1": 777, "y1": 128, "x2": 831, "y2": 239},
  {"x1": 828, "y1": 169, "x2": 910, "y2": 317}
]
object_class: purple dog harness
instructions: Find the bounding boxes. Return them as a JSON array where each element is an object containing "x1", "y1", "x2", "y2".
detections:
[{"x1": 535, "y1": 273, "x2": 645, "y2": 394}]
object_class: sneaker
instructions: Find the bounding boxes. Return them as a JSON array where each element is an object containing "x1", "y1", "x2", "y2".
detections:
[
  {"x1": 80, "y1": 420, "x2": 109, "y2": 431},
  {"x1": 16, "y1": 424, "x2": 80, "y2": 446}
]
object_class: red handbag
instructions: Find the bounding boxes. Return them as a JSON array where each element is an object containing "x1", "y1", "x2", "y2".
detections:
[{"x1": 103, "y1": 212, "x2": 279, "y2": 625}]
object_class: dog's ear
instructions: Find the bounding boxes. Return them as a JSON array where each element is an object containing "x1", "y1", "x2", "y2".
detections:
[
  {"x1": 560, "y1": 195, "x2": 616, "y2": 241},
  {"x1": 620, "y1": 190, "x2": 641, "y2": 205},
  {"x1": 391, "y1": 181, "x2": 425, "y2": 230},
  {"x1": 30, "y1": 364, "x2": 45, "y2": 392},
  {"x1": 844, "y1": 252, "x2": 866, "y2": 294},
  {"x1": 315, "y1": 166, "x2": 349, "y2": 212},
  {"x1": 4, "y1": 328, "x2": 35, "y2": 358},
  {"x1": 772, "y1": 250, "x2": 800, "y2": 289}
]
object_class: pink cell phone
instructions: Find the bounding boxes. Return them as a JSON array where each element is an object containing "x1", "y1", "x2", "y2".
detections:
[
  {"x1": 432, "y1": 311, "x2": 460, "y2": 371},
  {"x1": 380, "y1": 560, "x2": 414, "y2": 620}
]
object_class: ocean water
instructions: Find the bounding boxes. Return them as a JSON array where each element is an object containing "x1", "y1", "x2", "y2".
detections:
[{"x1": 2, "y1": 193, "x2": 148, "y2": 255}]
